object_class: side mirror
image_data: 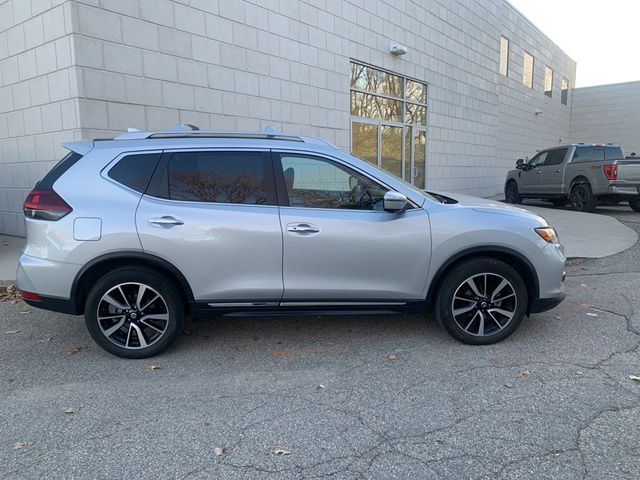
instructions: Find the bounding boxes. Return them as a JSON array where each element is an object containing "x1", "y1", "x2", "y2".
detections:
[
  {"x1": 383, "y1": 191, "x2": 407, "y2": 212},
  {"x1": 516, "y1": 158, "x2": 524, "y2": 169}
]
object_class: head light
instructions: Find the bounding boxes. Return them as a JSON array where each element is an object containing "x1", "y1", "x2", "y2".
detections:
[{"x1": 535, "y1": 226, "x2": 559, "y2": 244}]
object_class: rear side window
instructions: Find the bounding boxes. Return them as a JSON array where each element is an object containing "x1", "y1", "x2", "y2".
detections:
[
  {"x1": 604, "y1": 146, "x2": 624, "y2": 161},
  {"x1": 544, "y1": 148, "x2": 567, "y2": 166},
  {"x1": 108, "y1": 153, "x2": 161, "y2": 193},
  {"x1": 573, "y1": 146, "x2": 604, "y2": 162},
  {"x1": 167, "y1": 151, "x2": 273, "y2": 205},
  {"x1": 37, "y1": 151, "x2": 83, "y2": 188}
]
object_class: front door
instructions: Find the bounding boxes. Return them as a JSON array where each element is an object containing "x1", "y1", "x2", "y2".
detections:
[
  {"x1": 519, "y1": 151, "x2": 548, "y2": 194},
  {"x1": 275, "y1": 152, "x2": 431, "y2": 303},
  {"x1": 538, "y1": 148, "x2": 568, "y2": 195},
  {"x1": 136, "y1": 150, "x2": 283, "y2": 303}
]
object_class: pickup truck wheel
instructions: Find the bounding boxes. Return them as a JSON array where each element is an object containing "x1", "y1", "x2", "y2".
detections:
[
  {"x1": 630, "y1": 197, "x2": 640, "y2": 212},
  {"x1": 434, "y1": 257, "x2": 528, "y2": 345},
  {"x1": 505, "y1": 181, "x2": 521, "y2": 204},
  {"x1": 570, "y1": 184, "x2": 596, "y2": 212}
]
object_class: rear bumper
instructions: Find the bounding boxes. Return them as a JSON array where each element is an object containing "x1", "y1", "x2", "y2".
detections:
[
  {"x1": 23, "y1": 294, "x2": 79, "y2": 315},
  {"x1": 606, "y1": 185, "x2": 640, "y2": 196},
  {"x1": 530, "y1": 292, "x2": 566, "y2": 314}
]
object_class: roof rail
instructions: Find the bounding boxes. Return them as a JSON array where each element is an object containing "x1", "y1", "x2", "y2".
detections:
[{"x1": 113, "y1": 124, "x2": 305, "y2": 142}]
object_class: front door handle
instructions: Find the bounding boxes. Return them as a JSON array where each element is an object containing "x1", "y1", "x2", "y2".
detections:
[
  {"x1": 148, "y1": 216, "x2": 184, "y2": 227},
  {"x1": 286, "y1": 223, "x2": 320, "y2": 234},
  {"x1": 555, "y1": 169, "x2": 561, "y2": 173}
]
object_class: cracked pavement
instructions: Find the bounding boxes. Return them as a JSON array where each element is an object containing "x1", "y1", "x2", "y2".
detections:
[{"x1": 2, "y1": 206, "x2": 640, "y2": 479}]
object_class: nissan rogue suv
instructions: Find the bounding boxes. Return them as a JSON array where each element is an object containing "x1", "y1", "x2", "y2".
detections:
[{"x1": 17, "y1": 125, "x2": 566, "y2": 358}]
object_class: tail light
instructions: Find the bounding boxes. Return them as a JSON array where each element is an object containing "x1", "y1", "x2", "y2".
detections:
[
  {"x1": 23, "y1": 188, "x2": 72, "y2": 221},
  {"x1": 603, "y1": 164, "x2": 618, "y2": 180}
]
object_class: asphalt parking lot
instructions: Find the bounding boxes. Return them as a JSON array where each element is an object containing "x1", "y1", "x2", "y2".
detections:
[{"x1": 2, "y1": 206, "x2": 640, "y2": 480}]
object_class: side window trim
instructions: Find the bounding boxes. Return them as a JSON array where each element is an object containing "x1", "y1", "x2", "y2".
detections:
[{"x1": 144, "y1": 149, "x2": 277, "y2": 206}]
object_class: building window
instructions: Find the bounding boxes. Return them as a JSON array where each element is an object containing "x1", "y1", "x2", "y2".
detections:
[
  {"x1": 350, "y1": 62, "x2": 427, "y2": 188},
  {"x1": 561, "y1": 78, "x2": 569, "y2": 105},
  {"x1": 523, "y1": 52, "x2": 534, "y2": 88},
  {"x1": 544, "y1": 66, "x2": 553, "y2": 97},
  {"x1": 499, "y1": 36, "x2": 509, "y2": 76}
]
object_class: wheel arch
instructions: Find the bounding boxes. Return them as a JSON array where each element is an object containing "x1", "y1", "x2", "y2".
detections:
[
  {"x1": 426, "y1": 246, "x2": 539, "y2": 313},
  {"x1": 569, "y1": 175, "x2": 591, "y2": 191},
  {"x1": 71, "y1": 252, "x2": 195, "y2": 315}
]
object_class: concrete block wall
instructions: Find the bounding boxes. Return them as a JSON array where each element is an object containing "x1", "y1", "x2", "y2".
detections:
[
  {"x1": 0, "y1": 0, "x2": 80, "y2": 236},
  {"x1": 571, "y1": 81, "x2": 640, "y2": 156},
  {"x1": 496, "y1": 2, "x2": 576, "y2": 171},
  {"x1": 0, "y1": 0, "x2": 578, "y2": 236}
]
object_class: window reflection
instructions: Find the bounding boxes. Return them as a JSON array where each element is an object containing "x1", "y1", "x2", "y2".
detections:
[{"x1": 350, "y1": 91, "x2": 402, "y2": 122}]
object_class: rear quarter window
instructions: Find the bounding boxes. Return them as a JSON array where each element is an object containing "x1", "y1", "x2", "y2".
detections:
[
  {"x1": 604, "y1": 146, "x2": 624, "y2": 161},
  {"x1": 37, "y1": 151, "x2": 83, "y2": 188},
  {"x1": 108, "y1": 153, "x2": 161, "y2": 193}
]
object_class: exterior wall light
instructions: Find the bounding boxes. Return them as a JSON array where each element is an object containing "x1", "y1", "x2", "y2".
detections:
[{"x1": 390, "y1": 44, "x2": 408, "y2": 56}]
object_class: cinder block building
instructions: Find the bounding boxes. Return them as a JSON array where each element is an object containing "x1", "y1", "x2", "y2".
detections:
[{"x1": 0, "y1": 0, "x2": 625, "y2": 236}]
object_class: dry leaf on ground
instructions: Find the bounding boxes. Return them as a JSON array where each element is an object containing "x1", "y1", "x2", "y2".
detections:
[
  {"x1": 5, "y1": 330, "x2": 20, "y2": 334},
  {"x1": 66, "y1": 347, "x2": 83, "y2": 355},
  {"x1": 386, "y1": 353, "x2": 398, "y2": 361},
  {"x1": 504, "y1": 383, "x2": 514, "y2": 389},
  {"x1": 213, "y1": 447, "x2": 229, "y2": 456},
  {"x1": 586, "y1": 312, "x2": 598, "y2": 317},
  {"x1": 12, "y1": 440, "x2": 33, "y2": 449},
  {"x1": 273, "y1": 449, "x2": 291, "y2": 456},
  {"x1": 0, "y1": 285, "x2": 21, "y2": 303},
  {"x1": 516, "y1": 369, "x2": 530, "y2": 377},
  {"x1": 629, "y1": 375, "x2": 640, "y2": 382},
  {"x1": 63, "y1": 407, "x2": 80, "y2": 414},
  {"x1": 149, "y1": 364, "x2": 161, "y2": 370}
]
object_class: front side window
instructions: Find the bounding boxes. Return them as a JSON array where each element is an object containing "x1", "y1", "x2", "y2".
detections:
[
  {"x1": 561, "y1": 78, "x2": 569, "y2": 105},
  {"x1": 279, "y1": 154, "x2": 388, "y2": 211},
  {"x1": 167, "y1": 151, "x2": 272, "y2": 204},
  {"x1": 499, "y1": 36, "x2": 509, "y2": 76},
  {"x1": 523, "y1": 52, "x2": 534, "y2": 88},
  {"x1": 544, "y1": 66, "x2": 553, "y2": 97},
  {"x1": 528, "y1": 151, "x2": 548, "y2": 168}
]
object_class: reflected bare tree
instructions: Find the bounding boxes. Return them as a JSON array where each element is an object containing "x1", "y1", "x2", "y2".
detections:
[{"x1": 170, "y1": 171, "x2": 266, "y2": 204}]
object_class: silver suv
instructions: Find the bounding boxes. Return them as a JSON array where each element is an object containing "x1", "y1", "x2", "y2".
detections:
[{"x1": 17, "y1": 126, "x2": 566, "y2": 358}]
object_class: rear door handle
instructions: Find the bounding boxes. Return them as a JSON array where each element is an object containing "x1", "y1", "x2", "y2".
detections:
[
  {"x1": 286, "y1": 223, "x2": 320, "y2": 234},
  {"x1": 536, "y1": 170, "x2": 542, "y2": 174},
  {"x1": 148, "y1": 216, "x2": 184, "y2": 227},
  {"x1": 555, "y1": 169, "x2": 561, "y2": 173}
]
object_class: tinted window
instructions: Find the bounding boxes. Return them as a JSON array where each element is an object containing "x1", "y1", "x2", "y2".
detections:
[
  {"x1": 37, "y1": 151, "x2": 83, "y2": 188},
  {"x1": 604, "y1": 146, "x2": 624, "y2": 161},
  {"x1": 279, "y1": 154, "x2": 388, "y2": 210},
  {"x1": 108, "y1": 153, "x2": 161, "y2": 193},
  {"x1": 167, "y1": 151, "x2": 271, "y2": 204},
  {"x1": 544, "y1": 148, "x2": 567, "y2": 166},
  {"x1": 573, "y1": 147, "x2": 604, "y2": 162}
]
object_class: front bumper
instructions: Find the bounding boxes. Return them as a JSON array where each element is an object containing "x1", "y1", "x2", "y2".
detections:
[{"x1": 530, "y1": 292, "x2": 566, "y2": 314}]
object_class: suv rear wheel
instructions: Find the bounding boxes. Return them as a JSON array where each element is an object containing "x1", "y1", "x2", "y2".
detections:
[
  {"x1": 434, "y1": 257, "x2": 528, "y2": 345},
  {"x1": 505, "y1": 181, "x2": 521, "y2": 204},
  {"x1": 84, "y1": 267, "x2": 184, "y2": 358},
  {"x1": 570, "y1": 184, "x2": 596, "y2": 212}
]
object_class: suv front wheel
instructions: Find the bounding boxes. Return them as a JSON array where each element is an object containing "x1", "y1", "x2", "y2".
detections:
[
  {"x1": 435, "y1": 257, "x2": 528, "y2": 345},
  {"x1": 84, "y1": 267, "x2": 184, "y2": 358}
]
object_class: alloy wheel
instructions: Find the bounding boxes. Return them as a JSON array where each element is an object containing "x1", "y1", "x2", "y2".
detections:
[
  {"x1": 450, "y1": 273, "x2": 517, "y2": 337},
  {"x1": 97, "y1": 282, "x2": 170, "y2": 349}
]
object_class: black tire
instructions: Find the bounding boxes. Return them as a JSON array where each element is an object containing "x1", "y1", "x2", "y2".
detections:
[
  {"x1": 434, "y1": 257, "x2": 528, "y2": 345},
  {"x1": 550, "y1": 198, "x2": 569, "y2": 207},
  {"x1": 630, "y1": 197, "x2": 640, "y2": 212},
  {"x1": 570, "y1": 184, "x2": 596, "y2": 212},
  {"x1": 505, "y1": 181, "x2": 521, "y2": 204},
  {"x1": 84, "y1": 267, "x2": 184, "y2": 358}
]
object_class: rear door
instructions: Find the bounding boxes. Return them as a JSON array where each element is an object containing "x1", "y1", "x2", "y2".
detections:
[
  {"x1": 136, "y1": 149, "x2": 283, "y2": 304},
  {"x1": 275, "y1": 151, "x2": 431, "y2": 303},
  {"x1": 520, "y1": 151, "x2": 548, "y2": 194},
  {"x1": 538, "y1": 148, "x2": 568, "y2": 194}
]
